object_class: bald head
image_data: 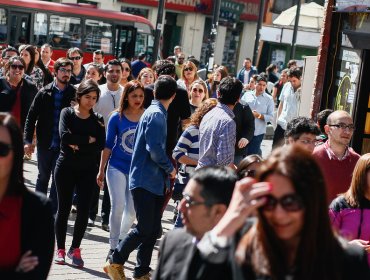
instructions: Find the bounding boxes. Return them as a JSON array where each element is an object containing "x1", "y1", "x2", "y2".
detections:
[{"x1": 326, "y1": 110, "x2": 352, "y2": 125}]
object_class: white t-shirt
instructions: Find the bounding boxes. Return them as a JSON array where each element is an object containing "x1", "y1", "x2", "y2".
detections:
[
  {"x1": 244, "y1": 69, "x2": 251, "y2": 83},
  {"x1": 94, "y1": 84, "x2": 123, "y2": 125}
]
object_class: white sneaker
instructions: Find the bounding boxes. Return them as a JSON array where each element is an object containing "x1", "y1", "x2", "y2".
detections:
[{"x1": 88, "y1": 218, "x2": 95, "y2": 227}]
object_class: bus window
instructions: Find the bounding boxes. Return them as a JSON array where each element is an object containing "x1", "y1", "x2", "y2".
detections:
[
  {"x1": 49, "y1": 15, "x2": 81, "y2": 49},
  {"x1": 85, "y1": 19, "x2": 113, "y2": 53},
  {"x1": 10, "y1": 12, "x2": 31, "y2": 46},
  {"x1": 115, "y1": 26, "x2": 136, "y2": 60},
  {"x1": 0, "y1": 9, "x2": 7, "y2": 43},
  {"x1": 33, "y1": 13, "x2": 48, "y2": 46}
]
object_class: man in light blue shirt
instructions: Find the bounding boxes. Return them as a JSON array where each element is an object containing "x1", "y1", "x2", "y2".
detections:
[{"x1": 240, "y1": 75, "x2": 274, "y2": 155}]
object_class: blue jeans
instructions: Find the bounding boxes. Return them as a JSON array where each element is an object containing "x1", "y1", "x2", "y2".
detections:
[
  {"x1": 112, "y1": 187, "x2": 164, "y2": 278},
  {"x1": 35, "y1": 145, "x2": 59, "y2": 214},
  {"x1": 246, "y1": 134, "x2": 265, "y2": 156},
  {"x1": 106, "y1": 165, "x2": 135, "y2": 250}
]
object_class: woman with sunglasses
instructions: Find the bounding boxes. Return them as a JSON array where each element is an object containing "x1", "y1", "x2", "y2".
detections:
[
  {"x1": 19, "y1": 45, "x2": 44, "y2": 90},
  {"x1": 189, "y1": 79, "x2": 209, "y2": 114},
  {"x1": 236, "y1": 154, "x2": 263, "y2": 180},
  {"x1": 330, "y1": 153, "x2": 370, "y2": 266},
  {"x1": 54, "y1": 79, "x2": 105, "y2": 267},
  {"x1": 119, "y1": 58, "x2": 133, "y2": 88},
  {"x1": 137, "y1": 67, "x2": 155, "y2": 86},
  {"x1": 198, "y1": 145, "x2": 369, "y2": 279},
  {"x1": 177, "y1": 61, "x2": 199, "y2": 93},
  {"x1": 0, "y1": 113, "x2": 54, "y2": 279},
  {"x1": 207, "y1": 66, "x2": 228, "y2": 98},
  {"x1": 172, "y1": 98, "x2": 218, "y2": 228},
  {"x1": 0, "y1": 56, "x2": 38, "y2": 129},
  {"x1": 97, "y1": 80, "x2": 145, "y2": 260}
]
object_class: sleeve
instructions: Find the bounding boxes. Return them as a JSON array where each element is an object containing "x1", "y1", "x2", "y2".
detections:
[
  {"x1": 241, "y1": 105, "x2": 255, "y2": 142},
  {"x1": 263, "y1": 96, "x2": 275, "y2": 123},
  {"x1": 24, "y1": 90, "x2": 42, "y2": 144},
  {"x1": 105, "y1": 113, "x2": 117, "y2": 150},
  {"x1": 145, "y1": 113, "x2": 174, "y2": 174},
  {"x1": 172, "y1": 128, "x2": 193, "y2": 161},
  {"x1": 178, "y1": 89, "x2": 191, "y2": 120},
  {"x1": 59, "y1": 108, "x2": 90, "y2": 145},
  {"x1": 328, "y1": 199, "x2": 343, "y2": 230},
  {"x1": 197, "y1": 231, "x2": 230, "y2": 264},
  {"x1": 216, "y1": 121, "x2": 236, "y2": 166},
  {"x1": 95, "y1": 115, "x2": 106, "y2": 151}
]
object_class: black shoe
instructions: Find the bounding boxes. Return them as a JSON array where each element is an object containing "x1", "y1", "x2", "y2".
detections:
[
  {"x1": 102, "y1": 223, "x2": 110, "y2": 232},
  {"x1": 106, "y1": 249, "x2": 114, "y2": 261}
]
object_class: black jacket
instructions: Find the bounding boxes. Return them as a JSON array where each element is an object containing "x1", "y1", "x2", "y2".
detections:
[
  {"x1": 0, "y1": 190, "x2": 54, "y2": 280},
  {"x1": 233, "y1": 102, "x2": 255, "y2": 156},
  {"x1": 0, "y1": 77, "x2": 38, "y2": 129},
  {"x1": 23, "y1": 82, "x2": 76, "y2": 148}
]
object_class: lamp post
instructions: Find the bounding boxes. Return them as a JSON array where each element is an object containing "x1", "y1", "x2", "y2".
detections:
[
  {"x1": 152, "y1": 0, "x2": 165, "y2": 63},
  {"x1": 252, "y1": 0, "x2": 265, "y2": 66},
  {"x1": 290, "y1": 0, "x2": 302, "y2": 59},
  {"x1": 205, "y1": 0, "x2": 221, "y2": 72}
]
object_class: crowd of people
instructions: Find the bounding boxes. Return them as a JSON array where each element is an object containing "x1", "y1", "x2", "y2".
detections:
[{"x1": 0, "y1": 43, "x2": 369, "y2": 280}]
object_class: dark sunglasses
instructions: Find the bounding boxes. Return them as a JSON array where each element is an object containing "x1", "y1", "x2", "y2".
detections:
[
  {"x1": 122, "y1": 67, "x2": 131, "y2": 72},
  {"x1": 10, "y1": 64, "x2": 25, "y2": 70},
  {"x1": 262, "y1": 194, "x2": 303, "y2": 212},
  {"x1": 69, "y1": 56, "x2": 81, "y2": 60},
  {"x1": 192, "y1": 87, "x2": 204, "y2": 93},
  {"x1": 0, "y1": 142, "x2": 12, "y2": 157},
  {"x1": 184, "y1": 67, "x2": 193, "y2": 72}
]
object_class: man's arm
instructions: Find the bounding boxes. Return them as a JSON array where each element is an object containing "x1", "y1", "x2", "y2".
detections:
[{"x1": 24, "y1": 91, "x2": 42, "y2": 144}]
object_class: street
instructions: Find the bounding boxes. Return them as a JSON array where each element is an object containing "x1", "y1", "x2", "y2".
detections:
[{"x1": 23, "y1": 140, "x2": 272, "y2": 279}]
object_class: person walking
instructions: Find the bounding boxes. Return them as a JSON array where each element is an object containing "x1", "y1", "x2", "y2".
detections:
[
  {"x1": 54, "y1": 79, "x2": 105, "y2": 267},
  {"x1": 104, "y1": 75, "x2": 177, "y2": 280},
  {"x1": 97, "y1": 80, "x2": 145, "y2": 259}
]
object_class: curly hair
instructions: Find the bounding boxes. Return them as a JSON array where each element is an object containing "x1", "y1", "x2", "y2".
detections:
[{"x1": 188, "y1": 98, "x2": 218, "y2": 127}]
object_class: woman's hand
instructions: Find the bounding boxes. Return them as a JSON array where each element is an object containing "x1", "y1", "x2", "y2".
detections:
[
  {"x1": 212, "y1": 178, "x2": 271, "y2": 238},
  {"x1": 96, "y1": 171, "x2": 105, "y2": 190},
  {"x1": 349, "y1": 239, "x2": 370, "y2": 252},
  {"x1": 15, "y1": 251, "x2": 39, "y2": 273}
]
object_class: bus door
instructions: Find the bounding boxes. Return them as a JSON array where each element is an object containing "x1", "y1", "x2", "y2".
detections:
[
  {"x1": 115, "y1": 25, "x2": 136, "y2": 60},
  {"x1": 9, "y1": 12, "x2": 31, "y2": 46}
]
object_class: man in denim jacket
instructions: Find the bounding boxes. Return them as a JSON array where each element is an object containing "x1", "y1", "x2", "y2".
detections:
[{"x1": 104, "y1": 75, "x2": 177, "y2": 280}]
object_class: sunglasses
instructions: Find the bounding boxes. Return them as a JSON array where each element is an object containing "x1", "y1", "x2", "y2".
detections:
[
  {"x1": 69, "y1": 56, "x2": 81, "y2": 60},
  {"x1": 10, "y1": 64, "x2": 25, "y2": 70},
  {"x1": 192, "y1": 87, "x2": 204, "y2": 93},
  {"x1": 0, "y1": 142, "x2": 12, "y2": 157},
  {"x1": 122, "y1": 67, "x2": 131, "y2": 72},
  {"x1": 184, "y1": 67, "x2": 193, "y2": 72},
  {"x1": 262, "y1": 194, "x2": 303, "y2": 212}
]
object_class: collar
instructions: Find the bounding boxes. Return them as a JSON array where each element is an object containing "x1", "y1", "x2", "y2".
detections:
[
  {"x1": 323, "y1": 141, "x2": 350, "y2": 161},
  {"x1": 52, "y1": 80, "x2": 67, "y2": 93},
  {"x1": 217, "y1": 102, "x2": 235, "y2": 119},
  {"x1": 151, "y1": 99, "x2": 167, "y2": 114}
]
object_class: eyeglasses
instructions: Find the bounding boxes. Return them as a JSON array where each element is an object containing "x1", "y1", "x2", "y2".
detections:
[
  {"x1": 178, "y1": 57, "x2": 185, "y2": 60},
  {"x1": 192, "y1": 87, "x2": 204, "y2": 93},
  {"x1": 10, "y1": 64, "x2": 25, "y2": 70},
  {"x1": 184, "y1": 67, "x2": 193, "y2": 72},
  {"x1": 182, "y1": 193, "x2": 211, "y2": 208},
  {"x1": 69, "y1": 56, "x2": 81, "y2": 60},
  {"x1": 122, "y1": 67, "x2": 130, "y2": 72},
  {"x1": 297, "y1": 139, "x2": 318, "y2": 146},
  {"x1": 262, "y1": 194, "x2": 303, "y2": 212},
  {"x1": 0, "y1": 142, "x2": 12, "y2": 157},
  {"x1": 328, "y1": 123, "x2": 355, "y2": 131},
  {"x1": 59, "y1": 68, "x2": 72, "y2": 74}
]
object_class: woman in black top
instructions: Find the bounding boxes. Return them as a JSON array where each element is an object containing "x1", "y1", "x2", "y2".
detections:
[{"x1": 54, "y1": 79, "x2": 105, "y2": 268}]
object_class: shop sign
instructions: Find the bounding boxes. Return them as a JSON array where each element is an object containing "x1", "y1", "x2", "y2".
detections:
[
  {"x1": 119, "y1": 0, "x2": 260, "y2": 21},
  {"x1": 220, "y1": 0, "x2": 244, "y2": 22},
  {"x1": 335, "y1": 0, "x2": 370, "y2": 12}
]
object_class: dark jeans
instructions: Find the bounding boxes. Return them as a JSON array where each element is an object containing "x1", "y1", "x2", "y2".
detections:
[
  {"x1": 35, "y1": 145, "x2": 59, "y2": 214},
  {"x1": 101, "y1": 183, "x2": 111, "y2": 225},
  {"x1": 246, "y1": 134, "x2": 265, "y2": 156},
  {"x1": 272, "y1": 124, "x2": 286, "y2": 149},
  {"x1": 54, "y1": 158, "x2": 96, "y2": 249},
  {"x1": 112, "y1": 187, "x2": 164, "y2": 278}
]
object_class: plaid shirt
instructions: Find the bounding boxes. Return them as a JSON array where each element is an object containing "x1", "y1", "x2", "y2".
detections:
[
  {"x1": 197, "y1": 102, "x2": 236, "y2": 168},
  {"x1": 50, "y1": 82, "x2": 65, "y2": 149}
]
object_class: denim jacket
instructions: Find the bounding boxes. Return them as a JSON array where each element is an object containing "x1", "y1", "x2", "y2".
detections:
[{"x1": 129, "y1": 100, "x2": 174, "y2": 196}]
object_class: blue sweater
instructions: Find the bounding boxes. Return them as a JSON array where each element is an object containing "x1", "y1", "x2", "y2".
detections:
[{"x1": 106, "y1": 111, "x2": 139, "y2": 174}]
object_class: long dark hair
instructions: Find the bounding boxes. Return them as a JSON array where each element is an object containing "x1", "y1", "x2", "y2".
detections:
[
  {"x1": 119, "y1": 58, "x2": 133, "y2": 82},
  {"x1": 20, "y1": 44, "x2": 36, "y2": 75},
  {"x1": 236, "y1": 145, "x2": 343, "y2": 280},
  {"x1": 0, "y1": 113, "x2": 26, "y2": 196},
  {"x1": 117, "y1": 80, "x2": 144, "y2": 117}
]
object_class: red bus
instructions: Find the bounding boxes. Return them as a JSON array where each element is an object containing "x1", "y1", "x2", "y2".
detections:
[{"x1": 0, "y1": 0, "x2": 154, "y2": 62}]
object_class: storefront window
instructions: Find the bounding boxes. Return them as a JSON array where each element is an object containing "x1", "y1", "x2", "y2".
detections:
[{"x1": 0, "y1": 9, "x2": 7, "y2": 43}]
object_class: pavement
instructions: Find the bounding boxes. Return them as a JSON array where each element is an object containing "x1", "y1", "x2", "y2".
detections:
[{"x1": 23, "y1": 139, "x2": 272, "y2": 279}]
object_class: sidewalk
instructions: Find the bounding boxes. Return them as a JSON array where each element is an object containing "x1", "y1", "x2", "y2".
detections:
[
  {"x1": 24, "y1": 156, "x2": 176, "y2": 280},
  {"x1": 24, "y1": 139, "x2": 272, "y2": 279}
]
